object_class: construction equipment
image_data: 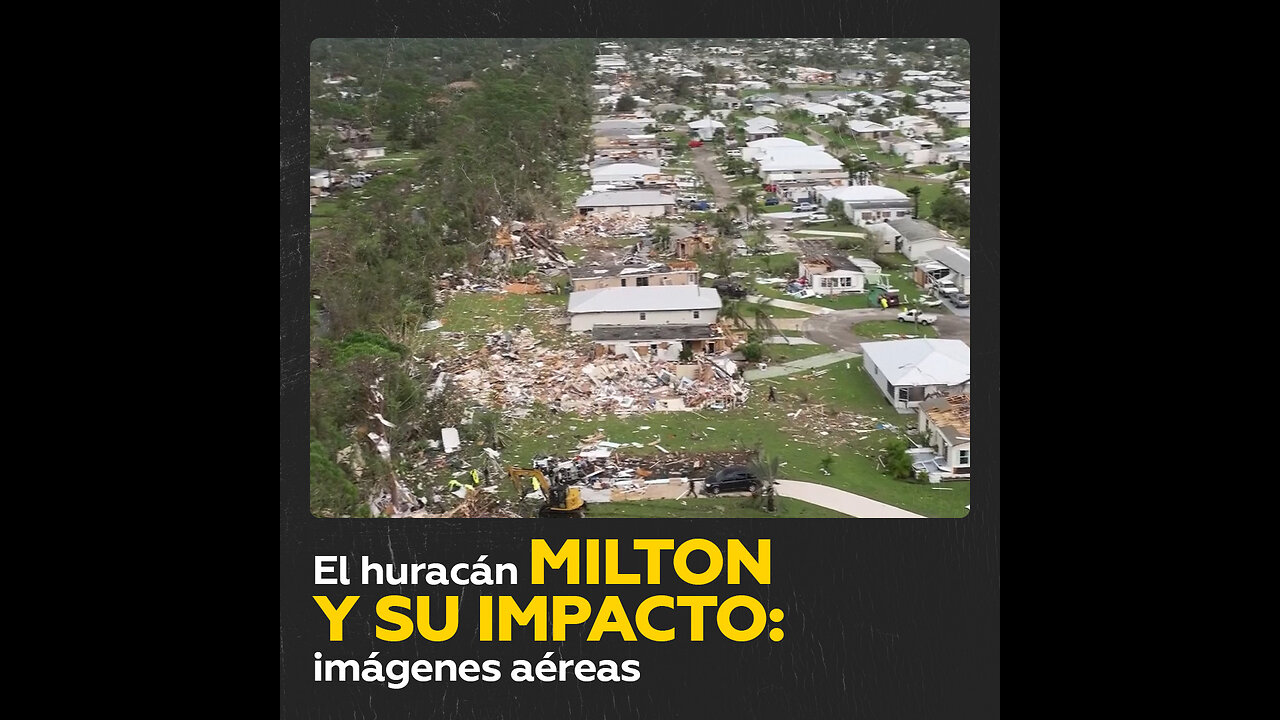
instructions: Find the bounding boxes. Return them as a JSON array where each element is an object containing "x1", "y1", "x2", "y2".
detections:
[{"x1": 508, "y1": 467, "x2": 587, "y2": 518}]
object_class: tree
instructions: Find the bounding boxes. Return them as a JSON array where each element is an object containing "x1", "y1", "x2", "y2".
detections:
[
  {"x1": 745, "y1": 229, "x2": 768, "y2": 254},
  {"x1": 881, "y1": 67, "x2": 902, "y2": 88},
  {"x1": 825, "y1": 199, "x2": 845, "y2": 220},
  {"x1": 747, "y1": 452, "x2": 782, "y2": 513},
  {"x1": 615, "y1": 94, "x2": 637, "y2": 112},
  {"x1": 772, "y1": 81, "x2": 789, "y2": 94},
  {"x1": 719, "y1": 298, "x2": 748, "y2": 329},
  {"x1": 905, "y1": 186, "x2": 923, "y2": 218},
  {"x1": 932, "y1": 188, "x2": 970, "y2": 229},
  {"x1": 737, "y1": 187, "x2": 759, "y2": 216},
  {"x1": 879, "y1": 438, "x2": 916, "y2": 480},
  {"x1": 649, "y1": 223, "x2": 671, "y2": 253}
]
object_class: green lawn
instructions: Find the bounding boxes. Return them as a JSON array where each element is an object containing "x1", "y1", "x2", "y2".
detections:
[
  {"x1": 761, "y1": 204, "x2": 793, "y2": 213},
  {"x1": 882, "y1": 177, "x2": 946, "y2": 218},
  {"x1": 555, "y1": 169, "x2": 591, "y2": 212},
  {"x1": 763, "y1": 340, "x2": 832, "y2": 362},
  {"x1": 491, "y1": 370, "x2": 969, "y2": 518},
  {"x1": 589, "y1": 497, "x2": 850, "y2": 518},
  {"x1": 428, "y1": 292, "x2": 573, "y2": 354},
  {"x1": 853, "y1": 320, "x2": 939, "y2": 339},
  {"x1": 783, "y1": 132, "x2": 810, "y2": 143}
]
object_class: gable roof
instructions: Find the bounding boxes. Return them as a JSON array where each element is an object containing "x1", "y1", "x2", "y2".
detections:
[
  {"x1": 861, "y1": 339, "x2": 971, "y2": 387},
  {"x1": 927, "y1": 246, "x2": 971, "y2": 276},
  {"x1": 568, "y1": 285, "x2": 722, "y2": 314},
  {"x1": 575, "y1": 190, "x2": 675, "y2": 208},
  {"x1": 887, "y1": 218, "x2": 950, "y2": 243}
]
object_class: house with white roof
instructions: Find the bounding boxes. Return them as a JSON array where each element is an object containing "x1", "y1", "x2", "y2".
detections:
[
  {"x1": 742, "y1": 116, "x2": 780, "y2": 141},
  {"x1": 928, "y1": 101, "x2": 972, "y2": 126},
  {"x1": 926, "y1": 246, "x2": 972, "y2": 295},
  {"x1": 567, "y1": 285, "x2": 721, "y2": 333},
  {"x1": 844, "y1": 120, "x2": 892, "y2": 139},
  {"x1": 590, "y1": 162, "x2": 668, "y2": 186},
  {"x1": 741, "y1": 136, "x2": 811, "y2": 163},
  {"x1": 885, "y1": 115, "x2": 942, "y2": 138},
  {"x1": 688, "y1": 115, "x2": 726, "y2": 141},
  {"x1": 860, "y1": 338, "x2": 971, "y2": 413},
  {"x1": 754, "y1": 146, "x2": 847, "y2": 186},
  {"x1": 797, "y1": 102, "x2": 846, "y2": 123},
  {"x1": 814, "y1": 185, "x2": 913, "y2": 225}
]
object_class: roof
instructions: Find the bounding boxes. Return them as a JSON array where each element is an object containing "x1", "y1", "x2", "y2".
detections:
[
  {"x1": 575, "y1": 190, "x2": 676, "y2": 208},
  {"x1": 688, "y1": 116, "x2": 726, "y2": 130},
  {"x1": 920, "y1": 393, "x2": 971, "y2": 444},
  {"x1": 570, "y1": 262, "x2": 683, "y2": 279},
  {"x1": 745, "y1": 137, "x2": 810, "y2": 149},
  {"x1": 930, "y1": 101, "x2": 972, "y2": 114},
  {"x1": 743, "y1": 116, "x2": 779, "y2": 131},
  {"x1": 804, "y1": 254, "x2": 858, "y2": 271},
  {"x1": 818, "y1": 185, "x2": 908, "y2": 203},
  {"x1": 846, "y1": 120, "x2": 891, "y2": 133},
  {"x1": 927, "y1": 246, "x2": 971, "y2": 276},
  {"x1": 589, "y1": 163, "x2": 666, "y2": 180},
  {"x1": 591, "y1": 324, "x2": 718, "y2": 342},
  {"x1": 847, "y1": 258, "x2": 882, "y2": 273},
  {"x1": 861, "y1": 339, "x2": 971, "y2": 387},
  {"x1": 757, "y1": 148, "x2": 843, "y2": 172},
  {"x1": 887, "y1": 218, "x2": 950, "y2": 243},
  {"x1": 568, "y1": 285, "x2": 722, "y2": 314}
]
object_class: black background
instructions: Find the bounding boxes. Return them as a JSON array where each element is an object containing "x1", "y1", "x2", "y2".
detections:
[{"x1": 282, "y1": 2, "x2": 999, "y2": 717}]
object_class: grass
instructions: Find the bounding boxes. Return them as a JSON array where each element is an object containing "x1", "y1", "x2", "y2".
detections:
[
  {"x1": 427, "y1": 292, "x2": 574, "y2": 354},
  {"x1": 554, "y1": 169, "x2": 591, "y2": 213},
  {"x1": 853, "y1": 320, "x2": 940, "y2": 339},
  {"x1": 882, "y1": 178, "x2": 946, "y2": 218},
  {"x1": 493, "y1": 368, "x2": 969, "y2": 518},
  {"x1": 783, "y1": 132, "x2": 809, "y2": 143},
  {"x1": 762, "y1": 341, "x2": 832, "y2": 362},
  {"x1": 589, "y1": 497, "x2": 850, "y2": 518},
  {"x1": 761, "y1": 204, "x2": 793, "y2": 213}
]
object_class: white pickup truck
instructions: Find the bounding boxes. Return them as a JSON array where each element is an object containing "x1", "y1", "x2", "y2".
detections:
[{"x1": 897, "y1": 309, "x2": 938, "y2": 325}]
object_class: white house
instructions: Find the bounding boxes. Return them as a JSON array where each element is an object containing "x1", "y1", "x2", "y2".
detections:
[
  {"x1": 844, "y1": 120, "x2": 892, "y2": 139},
  {"x1": 798, "y1": 254, "x2": 866, "y2": 295},
  {"x1": 815, "y1": 185, "x2": 913, "y2": 225},
  {"x1": 927, "y1": 246, "x2": 972, "y2": 295},
  {"x1": 928, "y1": 101, "x2": 972, "y2": 122},
  {"x1": 567, "y1": 285, "x2": 721, "y2": 333},
  {"x1": 590, "y1": 162, "x2": 666, "y2": 186},
  {"x1": 309, "y1": 167, "x2": 332, "y2": 189},
  {"x1": 861, "y1": 339, "x2": 971, "y2": 413},
  {"x1": 338, "y1": 143, "x2": 386, "y2": 161},
  {"x1": 755, "y1": 147, "x2": 847, "y2": 186},
  {"x1": 886, "y1": 115, "x2": 942, "y2": 138},
  {"x1": 796, "y1": 102, "x2": 846, "y2": 123},
  {"x1": 742, "y1": 116, "x2": 780, "y2": 141},
  {"x1": 711, "y1": 94, "x2": 741, "y2": 110},
  {"x1": 741, "y1": 136, "x2": 810, "y2": 163},
  {"x1": 916, "y1": 393, "x2": 971, "y2": 478},
  {"x1": 688, "y1": 115, "x2": 726, "y2": 141},
  {"x1": 575, "y1": 189, "x2": 676, "y2": 218},
  {"x1": 870, "y1": 218, "x2": 959, "y2": 261},
  {"x1": 884, "y1": 137, "x2": 936, "y2": 165}
]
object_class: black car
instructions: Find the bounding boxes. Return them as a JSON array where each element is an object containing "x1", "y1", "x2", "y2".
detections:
[
  {"x1": 712, "y1": 279, "x2": 748, "y2": 299},
  {"x1": 703, "y1": 465, "x2": 759, "y2": 495}
]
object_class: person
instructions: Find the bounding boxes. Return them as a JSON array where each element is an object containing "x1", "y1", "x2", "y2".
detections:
[
  {"x1": 688, "y1": 476, "x2": 698, "y2": 498},
  {"x1": 768, "y1": 385, "x2": 777, "y2": 402},
  {"x1": 471, "y1": 468, "x2": 481, "y2": 486}
]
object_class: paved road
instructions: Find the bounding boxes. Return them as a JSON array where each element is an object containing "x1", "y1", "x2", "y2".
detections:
[
  {"x1": 803, "y1": 307, "x2": 971, "y2": 350},
  {"x1": 690, "y1": 146, "x2": 742, "y2": 218},
  {"x1": 776, "y1": 479, "x2": 926, "y2": 518}
]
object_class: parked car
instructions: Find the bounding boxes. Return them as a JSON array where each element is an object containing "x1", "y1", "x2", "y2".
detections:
[
  {"x1": 660, "y1": 124, "x2": 676, "y2": 132},
  {"x1": 688, "y1": 140, "x2": 703, "y2": 148},
  {"x1": 713, "y1": 279, "x2": 748, "y2": 298},
  {"x1": 782, "y1": 220, "x2": 795, "y2": 231},
  {"x1": 691, "y1": 201, "x2": 711, "y2": 210},
  {"x1": 764, "y1": 196, "x2": 780, "y2": 206},
  {"x1": 726, "y1": 149, "x2": 742, "y2": 158},
  {"x1": 951, "y1": 294, "x2": 970, "y2": 308},
  {"x1": 857, "y1": 153, "x2": 869, "y2": 161},
  {"x1": 792, "y1": 202, "x2": 817, "y2": 213},
  {"x1": 703, "y1": 465, "x2": 759, "y2": 495},
  {"x1": 802, "y1": 213, "x2": 835, "y2": 224},
  {"x1": 897, "y1": 309, "x2": 938, "y2": 325}
]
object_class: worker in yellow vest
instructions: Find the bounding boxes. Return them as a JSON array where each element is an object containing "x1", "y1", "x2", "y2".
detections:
[{"x1": 470, "y1": 468, "x2": 481, "y2": 486}]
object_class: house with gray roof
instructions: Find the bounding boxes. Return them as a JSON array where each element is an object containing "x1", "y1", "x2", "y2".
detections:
[
  {"x1": 567, "y1": 285, "x2": 721, "y2": 333},
  {"x1": 926, "y1": 246, "x2": 972, "y2": 295},
  {"x1": 575, "y1": 189, "x2": 676, "y2": 218},
  {"x1": 869, "y1": 218, "x2": 959, "y2": 261}
]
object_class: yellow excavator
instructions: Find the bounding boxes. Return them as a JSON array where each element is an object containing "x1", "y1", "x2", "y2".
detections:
[{"x1": 509, "y1": 467, "x2": 587, "y2": 518}]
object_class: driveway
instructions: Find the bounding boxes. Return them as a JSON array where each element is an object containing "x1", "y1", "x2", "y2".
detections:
[
  {"x1": 803, "y1": 307, "x2": 970, "y2": 350},
  {"x1": 775, "y1": 479, "x2": 926, "y2": 518}
]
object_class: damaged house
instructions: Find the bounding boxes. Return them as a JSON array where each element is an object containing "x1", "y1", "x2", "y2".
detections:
[
  {"x1": 916, "y1": 393, "x2": 971, "y2": 479},
  {"x1": 568, "y1": 285, "x2": 723, "y2": 357},
  {"x1": 798, "y1": 254, "x2": 866, "y2": 295},
  {"x1": 570, "y1": 262, "x2": 699, "y2": 292}
]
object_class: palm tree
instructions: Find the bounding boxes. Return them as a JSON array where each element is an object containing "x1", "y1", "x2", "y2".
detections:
[
  {"x1": 749, "y1": 301, "x2": 784, "y2": 342},
  {"x1": 736, "y1": 187, "x2": 759, "y2": 217},
  {"x1": 747, "y1": 452, "x2": 782, "y2": 513},
  {"x1": 906, "y1": 186, "x2": 922, "y2": 218},
  {"x1": 719, "y1": 298, "x2": 748, "y2": 329}
]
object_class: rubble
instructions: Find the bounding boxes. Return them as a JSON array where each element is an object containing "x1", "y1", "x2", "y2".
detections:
[{"x1": 559, "y1": 212, "x2": 652, "y2": 239}]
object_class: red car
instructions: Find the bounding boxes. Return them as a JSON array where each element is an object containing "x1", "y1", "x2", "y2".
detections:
[{"x1": 688, "y1": 139, "x2": 703, "y2": 148}]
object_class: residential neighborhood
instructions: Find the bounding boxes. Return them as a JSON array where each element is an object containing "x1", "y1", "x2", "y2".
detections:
[{"x1": 307, "y1": 38, "x2": 975, "y2": 520}]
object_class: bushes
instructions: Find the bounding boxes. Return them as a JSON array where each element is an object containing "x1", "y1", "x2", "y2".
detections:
[
  {"x1": 329, "y1": 331, "x2": 407, "y2": 367},
  {"x1": 879, "y1": 437, "x2": 917, "y2": 480},
  {"x1": 739, "y1": 342, "x2": 765, "y2": 362}
]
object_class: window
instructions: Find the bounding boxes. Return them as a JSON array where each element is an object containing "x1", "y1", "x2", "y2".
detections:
[
  {"x1": 693, "y1": 310, "x2": 700, "y2": 319},
  {"x1": 639, "y1": 313, "x2": 646, "y2": 320},
  {"x1": 897, "y1": 387, "x2": 910, "y2": 402},
  {"x1": 636, "y1": 276, "x2": 649, "y2": 287},
  {"x1": 621, "y1": 279, "x2": 627, "y2": 287},
  {"x1": 840, "y1": 277, "x2": 852, "y2": 287},
  {"x1": 958, "y1": 449, "x2": 970, "y2": 466}
]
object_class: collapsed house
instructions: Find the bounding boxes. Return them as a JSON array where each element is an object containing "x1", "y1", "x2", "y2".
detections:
[
  {"x1": 490, "y1": 220, "x2": 573, "y2": 269},
  {"x1": 569, "y1": 262, "x2": 699, "y2": 292}
]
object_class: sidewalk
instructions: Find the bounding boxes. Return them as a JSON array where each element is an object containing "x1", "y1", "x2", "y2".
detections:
[
  {"x1": 743, "y1": 295, "x2": 833, "y2": 315},
  {"x1": 742, "y1": 350, "x2": 860, "y2": 380},
  {"x1": 775, "y1": 479, "x2": 926, "y2": 518}
]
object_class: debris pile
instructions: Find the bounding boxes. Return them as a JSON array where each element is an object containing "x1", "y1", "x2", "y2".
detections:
[
  {"x1": 397, "y1": 488, "x2": 525, "y2": 518},
  {"x1": 492, "y1": 220, "x2": 573, "y2": 269},
  {"x1": 435, "y1": 327, "x2": 748, "y2": 419},
  {"x1": 560, "y1": 212, "x2": 652, "y2": 239}
]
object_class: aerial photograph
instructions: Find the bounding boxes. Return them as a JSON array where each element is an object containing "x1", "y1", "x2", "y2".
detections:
[{"x1": 307, "y1": 38, "x2": 973, "y2": 519}]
